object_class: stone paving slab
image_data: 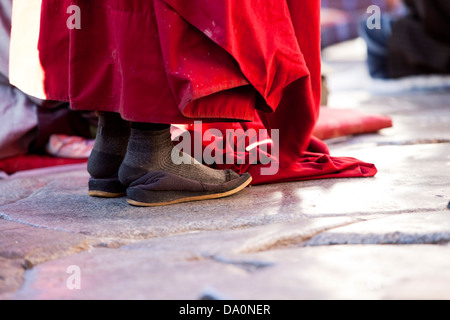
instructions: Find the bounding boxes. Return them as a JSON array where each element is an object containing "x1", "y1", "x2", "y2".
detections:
[
  {"x1": 305, "y1": 211, "x2": 450, "y2": 245},
  {"x1": 0, "y1": 169, "x2": 375, "y2": 240},
  {"x1": 0, "y1": 142, "x2": 448, "y2": 300},
  {"x1": 211, "y1": 244, "x2": 450, "y2": 300},
  {"x1": 0, "y1": 176, "x2": 47, "y2": 207},
  {"x1": 1, "y1": 130, "x2": 448, "y2": 300},
  {"x1": 0, "y1": 220, "x2": 90, "y2": 266},
  {"x1": 0, "y1": 257, "x2": 24, "y2": 299},
  {"x1": 9, "y1": 228, "x2": 450, "y2": 299},
  {"x1": 325, "y1": 92, "x2": 450, "y2": 149},
  {"x1": 119, "y1": 217, "x2": 357, "y2": 256},
  {"x1": 0, "y1": 143, "x2": 447, "y2": 244},
  {"x1": 11, "y1": 247, "x2": 239, "y2": 300},
  {"x1": 327, "y1": 143, "x2": 449, "y2": 212},
  {"x1": 0, "y1": 219, "x2": 91, "y2": 298}
]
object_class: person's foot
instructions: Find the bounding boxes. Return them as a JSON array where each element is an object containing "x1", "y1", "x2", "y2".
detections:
[
  {"x1": 87, "y1": 112, "x2": 130, "y2": 198},
  {"x1": 118, "y1": 126, "x2": 252, "y2": 206}
]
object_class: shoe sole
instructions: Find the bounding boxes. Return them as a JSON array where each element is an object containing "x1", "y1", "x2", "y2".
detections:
[
  {"x1": 88, "y1": 190, "x2": 127, "y2": 198},
  {"x1": 88, "y1": 177, "x2": 127, "y2": 198},
  {"x1": 126, "y1": 175, "x2": 252, "y2": 207}
]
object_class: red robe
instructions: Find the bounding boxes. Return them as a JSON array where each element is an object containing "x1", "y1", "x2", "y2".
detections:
[{"x1": 36, "y1": 0, "x2": 377, "y2": 184}]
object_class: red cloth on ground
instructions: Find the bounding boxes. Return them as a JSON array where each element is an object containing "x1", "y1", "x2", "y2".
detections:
[
  {"x1": 313, "y1": 108, "x2": 393, "y2": 140},
  {"x1": 0, "y1": 155, "x2": 86, "y2": 175},
  {"x1": 36, "y1": 0, "x2": 377, "y2": 183}
]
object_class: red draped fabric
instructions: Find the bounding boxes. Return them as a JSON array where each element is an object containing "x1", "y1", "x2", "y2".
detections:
[{"x1": 36, "y1": 0, "x2": 377, "y2": 184}]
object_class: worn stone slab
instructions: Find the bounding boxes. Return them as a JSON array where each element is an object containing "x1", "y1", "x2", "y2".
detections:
[
  {"x1": 365, "y1": 93, "x2": 450, "y2": 143},
  {"x1": 11, "y1": 238, "x2": 450, "y2": 300},
  {"x1": 4, "y1": 215, "x2": 360, "y2": 299},
  {"x1": 0, "y1": 167, "x2": 368, "y2": 240},
  {"x1": 11, "y1": 247, "x2": 247, "y2": 300},
  {"x1": 210, "y1": 244, "x2": 450, "y2": 300},
  {"x1": 271, "y1": 143, "x2": 449, "y2": 216},
  {"x1": 0, "y1": 143, "x2": 447, "y2": 241},
  {"x1": 325, "y1": 93, "x2": 450, "y2": 149},
  {"x1": 0, "y1": 178, "x2": 302, "y2": 240},
  {"x1": 0, "y1": 177, "x2": 46, "y2": 207},
  {"x1": 0, "y1": 219, "x2": 91, "y2": 267},
  {"x1": 0, "y1": 164, "x2": 89, "y2": 207},
  {"x1": 4, "y1": 218, "x2": 356, "y2": 300},
  {"x1": 324, "y1": 143, "x2": 450, "y2": 213},
  {"x1": 120, "y1": 216, "x2": 357, "y2": 256},
  {"x1": 305, "y1": 211, "x2": 450, "y2": 245},
  {"x1": 1, "y1": 214, "x2": 358, "y2": 299},
  {"x1": 0, "y1": 257, "x2": 24, "y2": 299}
]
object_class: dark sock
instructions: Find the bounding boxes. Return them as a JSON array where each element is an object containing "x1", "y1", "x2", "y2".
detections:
[
  {"x1": 118, "y1": 126, "x2": 238, "y2": 187},
  {"x1": 87, "y1": 112, "x2": 130, "y2": 179}
]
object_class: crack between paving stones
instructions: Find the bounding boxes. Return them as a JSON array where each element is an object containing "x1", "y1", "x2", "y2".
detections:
[
  {"x1": 300, "y1": 214, "x2": 450, "y2": 247},
  {"x1": 239, "y1": 219, "x2": 365, "y2": 253},
  {"x1": 328, "y1": 138, "x2": 450, "y2": 148},
  {"x1": 202, "y1": 254, "x2": 274, "y2": 273},
  {"x1": 240, "y1": 210, "x2": 450, "y2": 252},
  {"x1": 0, "y1": 211, "x2": 72, "y2": 233},
  {"x1": 376, "y1": 139, "x2": 450, "y2": 146},
  {"x1": 0, "y1": 230, "x2": 131, "y2": 299},
  {"x1": 302, "y1": 236, "x2": 450, "y2": 247},
  {"x1": 303, "y1": 207, "x2": 445, "y2": 218}
]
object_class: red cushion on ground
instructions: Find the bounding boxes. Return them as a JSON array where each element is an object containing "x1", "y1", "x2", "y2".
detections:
[{"x1": 313, "y1": 108, "x2": 393, "y2": 140}]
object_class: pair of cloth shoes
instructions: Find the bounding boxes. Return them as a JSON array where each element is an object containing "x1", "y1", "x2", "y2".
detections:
[{"x1": 87, "y1": 113, "x2": 252, "y2": 207}]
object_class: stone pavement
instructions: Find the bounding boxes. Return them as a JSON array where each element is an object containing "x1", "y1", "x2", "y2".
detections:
[{"x1": 1, "y1": 39, "x2": 449, "y2": 300}]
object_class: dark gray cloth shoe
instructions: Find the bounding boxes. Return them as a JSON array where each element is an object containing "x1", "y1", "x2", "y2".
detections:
[
  {"x1": 118, "y1": 126, "x2": 252, "y2": 206},
  {"x1": 87, "y1": 112, "x2": 130, "y2": 198},
  {"x1": 88, "y1": 172, "x2": 127, "y2": 198},
  {"x1": 125, "y1": 170, "x2": 252, "y2": 207}
]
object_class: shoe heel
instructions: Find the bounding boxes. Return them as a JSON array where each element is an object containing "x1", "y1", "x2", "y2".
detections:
[{"x1": 88, "y1": 177, "x2": 127, "y2": 198}]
